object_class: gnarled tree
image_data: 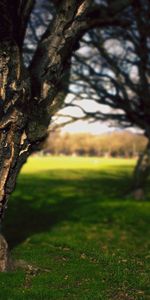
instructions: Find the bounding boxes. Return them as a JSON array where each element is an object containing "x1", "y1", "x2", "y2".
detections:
[{"x1": 0, "y1": 0, "x2": 133, "y2": 270}]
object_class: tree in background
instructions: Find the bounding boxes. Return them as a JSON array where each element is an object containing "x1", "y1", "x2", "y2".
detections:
[
  {"x1": 0, "y1": 0, "x2": 134, "y2": 270},
  {"x1": 59, "y1": 0, "x2": 150, "y2": 197},
  {"x1": 44, "y1": 131, "x2": 147, "y2": 158}
]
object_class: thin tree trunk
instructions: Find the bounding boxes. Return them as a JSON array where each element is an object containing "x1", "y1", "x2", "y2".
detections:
[{"x1": 132, "y1": 140, "x2": 150, "y2": 200}]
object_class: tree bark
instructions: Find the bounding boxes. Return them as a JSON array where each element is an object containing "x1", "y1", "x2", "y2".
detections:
[
  {"x1": 0, "y1": 42, "x2": 31, "y2": 271},
  {"x1": 132, "y1": 140, "x2": 150, "y2": 200},
  {"x1": 0, "y1": 234, "x2": 10, "y2": 271},
  {"x1": 0, "y1": 41, "x2": 30, "y2": 221}
]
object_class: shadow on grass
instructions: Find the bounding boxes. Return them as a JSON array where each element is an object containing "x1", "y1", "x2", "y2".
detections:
[{"x1": 3, "y1": 168, "x2": 150, "y2": 249}]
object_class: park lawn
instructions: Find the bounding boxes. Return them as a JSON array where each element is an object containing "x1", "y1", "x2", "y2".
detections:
[{"x1": 1, "y1": 156, "x2": 150, "y2": 299}]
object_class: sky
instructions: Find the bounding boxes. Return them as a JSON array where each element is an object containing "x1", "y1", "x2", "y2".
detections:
[
  {"x1": 54, "y1": 93, "x2": 141, "y2": 135},
  {"x1": 61, "y1": 120, "x2": 115, "y2": 134},
  {"x1": 54, "y1": 94, "x2": 117, "y2": 135}
]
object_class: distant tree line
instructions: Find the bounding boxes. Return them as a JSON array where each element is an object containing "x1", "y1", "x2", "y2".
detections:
[{"x1": 43, "y1": 131, "x2": 147, "y2": 158}]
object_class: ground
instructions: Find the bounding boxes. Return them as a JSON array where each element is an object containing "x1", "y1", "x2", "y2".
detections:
[{"x1": 1, "y1": 156, "x2": 150, "y2": 299}]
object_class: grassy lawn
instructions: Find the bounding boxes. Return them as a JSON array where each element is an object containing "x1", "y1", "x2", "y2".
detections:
[{"x1": 1, "y1": 156, "x2": 150, "y2": 299}]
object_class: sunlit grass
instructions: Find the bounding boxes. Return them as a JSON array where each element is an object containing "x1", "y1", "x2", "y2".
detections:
[
  {"x1": 22, "y1": 156, "x2": 135, "y2": 173},
  {"x1": 1, "y1": 156, "x2": 150, "y2": 299}
]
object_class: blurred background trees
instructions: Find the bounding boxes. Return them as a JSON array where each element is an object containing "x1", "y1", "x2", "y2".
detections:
[
  {"x1": 57, "y1": 0, "x2": 150, "y2": 195},
  {"x1": 43, "y1": 130, "x2": 147, "y2": 158},
  {"x1": 24, "y1": 0, "x2": 150, "y2": 197}
]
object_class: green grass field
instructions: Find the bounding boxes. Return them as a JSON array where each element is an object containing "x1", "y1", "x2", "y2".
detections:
[{"x1": 1, "y1": 156, "x2": 150, "y2": 299}]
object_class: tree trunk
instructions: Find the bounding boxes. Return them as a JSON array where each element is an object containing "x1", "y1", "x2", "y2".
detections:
[
  {"x1": 0, "y1": 1, "x2": 84, "y2": 271},
  {"x1": 0, "y1": 42, "x2": 30, "y2": 221},
  {"x1": 0, "y1": 41, "x2": 32, "y2": 271},
  {"x1": 0, "y1": 37, "x2": 69, "y2": 270},
  {"x1": 132, "y1": 140, "x2": 150, "y2": 200}
]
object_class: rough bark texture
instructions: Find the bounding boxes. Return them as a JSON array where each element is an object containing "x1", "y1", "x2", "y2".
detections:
[
  {"x1": 0, "y1": 234, "x2": 9, "y2": 271},
  {"x1": 132, "y1": 140, "x2": 150, "y2": 200},
  {"x1": 0, "y1": 41, "x2": 31, "y2": 221}
]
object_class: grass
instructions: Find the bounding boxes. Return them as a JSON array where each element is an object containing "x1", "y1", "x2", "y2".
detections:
[{"x1": 1, "y1": 156, "x2": 150, "y2": 299}]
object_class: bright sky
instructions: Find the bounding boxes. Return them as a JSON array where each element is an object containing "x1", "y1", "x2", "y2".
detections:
[
  {"x1": 55, "y1": 94, "x2": 117, "y2": 134},
  {"x1": 55, "y1": 95, "x2": 141, "y2": 135},
  {"x1": 61, "y1": 120, "x2": 115, "y2": 134}
]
